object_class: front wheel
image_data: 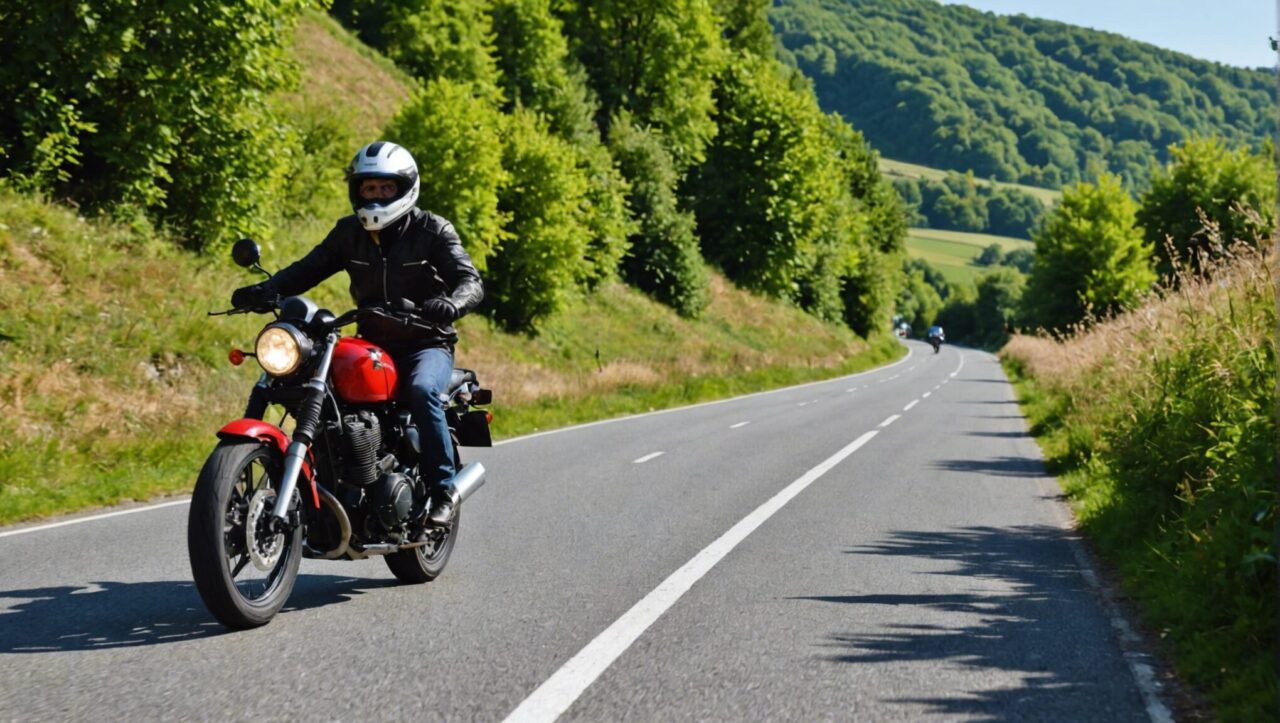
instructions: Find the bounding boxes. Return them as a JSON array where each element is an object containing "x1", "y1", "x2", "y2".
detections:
[
  {"x1": 385, "y1": 510, "x2": 460, "y2": 583},
  {"x1": 188, "y1": 441, "x2": 303, "y2": 629}
]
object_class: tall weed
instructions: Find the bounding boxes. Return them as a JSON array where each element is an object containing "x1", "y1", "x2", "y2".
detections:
[{"x1": 1002, "y1": 244, "x2": 1277, "y2": 720}]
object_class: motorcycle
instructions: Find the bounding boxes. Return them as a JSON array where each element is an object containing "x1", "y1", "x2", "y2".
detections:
[
  {"x1": 188, "y1": 239, "x2": 493, "y2": 629},
  {"x1": 928, "y1": 335, "x2": 942, "y2": 353}
]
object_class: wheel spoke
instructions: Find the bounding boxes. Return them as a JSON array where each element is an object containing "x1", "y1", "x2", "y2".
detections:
[{"x1": 230, "y1": 553, "x2": 250, "y2": 578}]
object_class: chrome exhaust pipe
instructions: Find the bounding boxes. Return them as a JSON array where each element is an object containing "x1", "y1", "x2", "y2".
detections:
[{"x1": 452, "y1": 462, "x2": 486, "y2": 503}]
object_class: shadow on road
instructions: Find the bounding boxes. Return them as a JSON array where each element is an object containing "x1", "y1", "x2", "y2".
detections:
[
  {"x1": 964, "y1": 430, "x2": 1030, "y2": 439},
  {"x1": 0, "y1": 574, "x2": 396, "y2": 652},
  {"x1": 790, "y1": 526, "x2": 1142, "y2": 720},
  {"x1": 932, "y1": 455, "x2": 1048, "y2": 478}
]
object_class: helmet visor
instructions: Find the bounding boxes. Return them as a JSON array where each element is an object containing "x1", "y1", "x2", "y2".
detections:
[{"x1": 353, "y1": 175, "x2": 408, "y2": 205}]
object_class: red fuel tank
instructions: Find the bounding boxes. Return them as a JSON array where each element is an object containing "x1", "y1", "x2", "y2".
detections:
[{"x1": 331, "y1": 337, "x2": 398, "y2": 404}]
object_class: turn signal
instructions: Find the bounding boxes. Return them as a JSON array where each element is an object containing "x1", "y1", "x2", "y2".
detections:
[
  {"x1": 229, "y1": 348, "x2": 246, "y2": 366},
  {"x1": 484, "y1": 411, "x2": 493, "y2": 424}
]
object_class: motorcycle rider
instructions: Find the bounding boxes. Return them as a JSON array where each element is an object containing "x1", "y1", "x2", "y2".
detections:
[{"x1": 230, "y1": 141, "x2": 483, "y2": 527}]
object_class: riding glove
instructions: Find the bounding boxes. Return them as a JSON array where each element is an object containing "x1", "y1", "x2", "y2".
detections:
[{"x1": 230, "y1": 282, "x2": 277, "y2": 310}]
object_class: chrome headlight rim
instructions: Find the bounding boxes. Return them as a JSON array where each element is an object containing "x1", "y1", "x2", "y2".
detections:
[{"x1": 254, "y1": 322, "x2": 312, "y2": 377}]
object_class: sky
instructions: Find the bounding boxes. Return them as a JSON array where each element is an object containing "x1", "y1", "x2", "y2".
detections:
[{"x1": 941, "y1": 0, "x2": 1276, "y2": 69}]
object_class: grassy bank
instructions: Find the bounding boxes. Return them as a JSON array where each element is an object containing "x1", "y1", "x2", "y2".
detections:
[
  {"x1": 1000, "y1": 248, "x2": 1276, "y2": 721},
  {"x1": 0, "y1": 189, "x2": 902, "y2": 525}
]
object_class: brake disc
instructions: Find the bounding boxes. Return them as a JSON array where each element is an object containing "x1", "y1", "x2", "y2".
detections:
[{"x1": 245, "y1": 488, "x2": 285, "y2": 572}]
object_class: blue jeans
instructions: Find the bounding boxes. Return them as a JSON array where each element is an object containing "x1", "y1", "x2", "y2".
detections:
[{"x1": 397, "y1": 347, "x2": 456, "y2": 490}]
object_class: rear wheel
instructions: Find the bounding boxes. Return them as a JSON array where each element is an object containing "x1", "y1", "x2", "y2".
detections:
[
  {"x1": 188, "y1": 441, "x2": 303, "y2": 629},
  {"x1": 385, "y1": 510, "x2": 460, "y2": 584}
]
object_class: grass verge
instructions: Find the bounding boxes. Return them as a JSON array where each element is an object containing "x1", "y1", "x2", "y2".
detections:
[{"x1": 1000, "y1": 247, "x2": 1276, "y2": 721}]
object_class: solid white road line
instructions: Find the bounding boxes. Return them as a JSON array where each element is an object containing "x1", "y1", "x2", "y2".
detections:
[
  {"x1": 632, "y1": 452, "x2": 665, "y2": 464},
  {"x1": 502, "y1": 430, "x2": 880, "y2": 723},
  {"x1": 878, "y1": 415, "x2": 901, "y2": 428},
  {"x1": 903, "y1": 400, "x2": 919, "y2": 411},
  {"x1": 0, "y1": 499, "x2": 192, "y2": 539},
  {"x1": 729, "y1": 421, "x2": 751, "y2": 429}
]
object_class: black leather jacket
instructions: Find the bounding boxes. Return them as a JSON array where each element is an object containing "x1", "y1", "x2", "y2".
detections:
[{"x1": 270, "y1": 208, "x2": 483, "y2": 351}]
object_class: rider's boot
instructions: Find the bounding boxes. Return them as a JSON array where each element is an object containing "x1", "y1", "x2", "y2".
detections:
[{"x1": 426, "y1": 481, "x2": 459, "y2": 526}]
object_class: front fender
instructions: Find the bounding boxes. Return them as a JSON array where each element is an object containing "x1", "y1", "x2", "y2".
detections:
[{"x1": 216, "y1": 419, "x2": 319, "y2": 509}]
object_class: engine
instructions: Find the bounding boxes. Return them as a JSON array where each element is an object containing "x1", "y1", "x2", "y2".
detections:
[
  {"x1": 341, "y1": 411, "x2": 381, "y2": 486},
  {"x1": 337, "y1": 410, "x2": 418, "y2": 538}
]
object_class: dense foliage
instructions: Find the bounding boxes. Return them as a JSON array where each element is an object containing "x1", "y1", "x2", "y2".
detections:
[
  {"x1": 339, "y1": 0, "x2": 905, "y2": 333},
  {"x1": 1022, "y1": 175, "x2": 1156, "y2": 333},
  {"x1": 771, "y1": 0, "x2": 1274, "y2": 190},
  {"x1": 0, "y1": 0, "x2": 313, "y2": 249},
  {"x1": 609, "y1": 114, "x2": 710, "y2": 317},
  {"x1": 1137, "y1": 136, "x2": 1277, "y2": 278},
  {"x1": 895, "y1": 173, "x2": 1046, "y2": 238}
]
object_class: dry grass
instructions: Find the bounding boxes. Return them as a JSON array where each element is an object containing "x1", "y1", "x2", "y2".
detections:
[
  {"x1": 1003, "y1": 242, "x2": 1274, "y2": 400},
  {"x1": 1000, "y1": 241, "x2": 1277, "y2": 719}
]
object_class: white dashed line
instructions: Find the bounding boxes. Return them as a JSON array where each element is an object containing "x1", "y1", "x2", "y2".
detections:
[
  {"x1": 502, "y1": 430, "x2": 880, "y2": 723},
  {"x1": 730, "y1": 421, "x2": 751, "y2": 429},
  {"x1": 878, "y1": 415, "x2": 901, "y2": 428},
  {"x1": 632, "y1": 452, "x2": 665, "y2": 464},
  {"x1": 845, "y1": 388, "x2": 856, "y2": 393},
  {"x1": 922, "y1": 392, "x2": 931, "y2": 398},
  {"x1": 903, "y1": 400, "x2": 919, "y2": 411}
]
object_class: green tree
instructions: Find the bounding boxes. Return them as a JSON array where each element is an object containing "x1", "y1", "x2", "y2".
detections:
[
  {"x1": 1022, "y1": 174, "x2": 1155, "y2": 332},
  {"x1": 1136, "y1": 135, "x2": 1276, "y2": 277},
  {"x1": 489, "y1": 0, "x2": 633, "y2": 288},
  {"x1": 608, "y1": 114, "x2": 710, "y2": 317},
  {"x1": 336, "y1": 0, "x2": 500, "y2": 96},
  {"x1": 558, "y1": 0, "x2": 723, "y2": 170},
  {"x1": 972, "y1": 268, "x2": 1024, "y2": 346},
  {"x1": 0, "y1": 0, "x2": 312, "y2": 249},
  {"x1": 486, "y1": 109, "x2": 593, "y2": 332},
  {"x1": 975, "y1": 243, "x2": 1004, "y2": 266},
  {"x1": 386, "y1": 79, "x2": 510, "y2": 271},
  {"x1": 692, "y1": 54, "x2": 855, "y2": 314},
  {"x1": 895, "y1": 260, "x2": 943, "y2": 335}
]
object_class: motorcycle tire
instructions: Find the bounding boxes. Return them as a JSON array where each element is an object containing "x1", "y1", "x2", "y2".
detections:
[
  {"x1": 385, "y1": 510, "x2": 460, "y2": 584},
  {"x1": 188, "y1": 441, "x2": 303, "y2": 629}
]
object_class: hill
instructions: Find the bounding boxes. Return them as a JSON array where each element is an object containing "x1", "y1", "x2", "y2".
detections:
[
  {"x1": 0, "y1": 14, "x2": 901, "y2": 525},
  {"x1": 772, "y1": 0, "x2": 1274, "y2": 190}
]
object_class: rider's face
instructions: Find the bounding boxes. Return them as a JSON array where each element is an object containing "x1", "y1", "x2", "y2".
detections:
[{"x1": 359, "y1": 179, "x2": 399, "y2": 201}]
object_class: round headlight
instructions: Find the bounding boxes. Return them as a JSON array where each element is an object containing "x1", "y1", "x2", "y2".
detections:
[{"x1": 255, "y1": 323, "x2": 310, "y2": 377}]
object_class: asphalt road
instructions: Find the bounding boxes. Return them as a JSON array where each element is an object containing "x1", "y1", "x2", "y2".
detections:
[{"x1": 0, "y1": 341, "x2": 1157, "y2": 721}]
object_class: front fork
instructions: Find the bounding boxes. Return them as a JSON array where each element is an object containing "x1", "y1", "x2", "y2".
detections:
[{"x1": 271, "y1": 332, "x2": 338, "y2": 524}]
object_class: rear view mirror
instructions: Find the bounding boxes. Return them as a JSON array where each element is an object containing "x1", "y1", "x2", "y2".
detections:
[{"x1": 231, "y1": 238, "x2": 261, "y2": 268}]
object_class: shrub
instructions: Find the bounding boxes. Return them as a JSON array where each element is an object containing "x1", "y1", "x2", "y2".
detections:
[
  {"x1": 485, "y1": 109, "x2": 592, "y2": 332},
  {"x1": 609, "y1": 115, "x2": 710, "y2": 317},
  {"x1": 0, "y1": 0, "x2": 312, "y2": 250},
  {"x1": 385, "y1": 79, "x2": 510, "y2": 271}
]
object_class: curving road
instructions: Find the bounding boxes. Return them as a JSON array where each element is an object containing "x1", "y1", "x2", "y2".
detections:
[{"x1": 0, "y1": 342, "x2": 1161, "y2": 721}]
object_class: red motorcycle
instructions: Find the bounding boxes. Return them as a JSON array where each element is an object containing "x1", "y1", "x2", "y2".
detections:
[{"x1": 188, "y1": 239, "x2": 493, "y2": 629}]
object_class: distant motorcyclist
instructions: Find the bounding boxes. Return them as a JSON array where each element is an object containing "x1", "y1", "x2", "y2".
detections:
[
  {"x1": 230, "y1": 141, "x2": 483, "y2": 526},
  {"x1": 927, "y1": 325, "x2": 944, "y2": 353}
]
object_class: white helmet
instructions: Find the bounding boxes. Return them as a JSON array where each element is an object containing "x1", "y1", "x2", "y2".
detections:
[{"x1": 346, "y1": 141, "x2": 420, "y2": 231}]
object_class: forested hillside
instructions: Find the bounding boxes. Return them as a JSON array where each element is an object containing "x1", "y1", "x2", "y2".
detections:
[{"x1": 771, "y1": 0, "x2": 1274, "y2": 190}]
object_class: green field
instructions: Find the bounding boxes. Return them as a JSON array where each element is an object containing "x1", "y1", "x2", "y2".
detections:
[
  {"x1": 905, "y1": 227, "x2": 1034, "y2": 287},
  {"x1": 881, "y1": 157, "x2": 1062, "y2": 206}
]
